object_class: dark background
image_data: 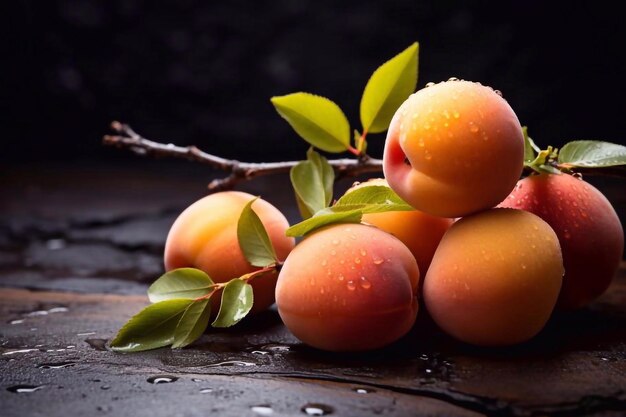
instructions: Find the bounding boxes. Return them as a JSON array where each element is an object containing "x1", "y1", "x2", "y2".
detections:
[{"x1": 5, "y1": 1, "x2": 626, "y2": 167}]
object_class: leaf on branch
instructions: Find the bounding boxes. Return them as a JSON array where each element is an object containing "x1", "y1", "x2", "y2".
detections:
[
  {"x1": 558, "y1": 140, "x2": 626, "y2": 168},
  {"x1": 148, "y1": 268, "x2": 214, "y2": 303},
  {"x1": 212, "y1": 279, "x2": 254, "y2": 328},
  {"x1": 360, "y1": 42, "x2": 419, "y2": 134},
  {"x1": 237, "y1": 198, "x2": 278, "y2": 267},
  {"x1": 285, "y1": 210, "x2": 363, "y2": 237},
  {"x1": 523, "y1": 126, "x2": 540, "y2": 163},
  {"x1": 290, "y1": 148, "x2": 335, "y2": 219},
  {"x1": 110, "y1": 299, "x2": 195, "y2": 352},
  {"x1": 271, "y1": 93, "x2": 351, "y2": 153},
  {"x1": 335, "y1": 184, "x2": 413, "y2": 213},
  {"x1": 172, "y1": 298, "x2": 211, "y2": 348}
]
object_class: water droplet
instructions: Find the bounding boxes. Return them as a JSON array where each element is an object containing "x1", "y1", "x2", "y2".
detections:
[
  {"x1": 251, "y1": 350, "x2": 270, "y2": 355},
  {"x1": 330, "y1": 250, "x2": 336, "y2": 256},
  {"x1": 309, "y1": 277, "x2": 316, "y2": 286},
  {"x1": 76, "y1": 331, "x2": 96, "y2": 336},
  {"x1": 251, "y1": 405, "x2": 274, "y2": 416},
  {"x1": 337, "y1": 274, "x2": 344, "y2": 281},
  {"x1": 469, "y1": 122, "x2": 479, "y2": 133},
  {"x1": 85, "y1": 338, "x2": 108, "y2": 351},
  {"x1": 332, "y1": 239, "x2": 340, "y2": 246},
  {"x1": 320, "y1": 287, "x2": 325, "y2": 295},
  {"x1": 25, "y1": 306, "x2": 69, "y2": 317},
  {"x1": 7, "y1": 385, "x2": 44, "y2": 393},
  {"x1": 301, "y1": 403, "x2": 334, "y2": 416},
  {"x1": 9, "y1": 319, "x2": 24, "y2": 325},
  {"x1": 425, "y1": 368, "x2": 433, "y2": 374},
  {"x1": 147, "y1": 375, "x2": 178, "y2": 384},
  {"x1": 373, "y1": 257, "x2": 384, "y2": 265},
  {"x1": 191, "y1": 378, "x2": 203, "y2": 382},
  {"x1": 354, "y1": 257, "x2": 361, "y2": 264},
  {"x1": 424, "y1": 151, "x2": 432, "y2": 160},
  {"x1": 353, "y1": 387, "x2": 376, "y2": 394},
  {"x1": 339, "y1": 259, "x2": 345, "y2": 265},
  {"x1": 563, "y1": 230, "x2": 571, "y2": 239},
  {"x1": 521, "y1": 264, "x2": 527, "y2": 270},
  {"x1": 359, "y1": 249, "x2": 367, "y2": 256},
  {"x1": 453, "y1": 111, "x2": 460, "y2": 119},
  {"x1": 359, "y1": 276, "x2": 371, "y2": 290},
  {"x1": 46, "y1": 239, "x2": 66, "y2": 251},
  {"x1": 347, "y1": 280, "x2": 356, "y2": 291},
  {"x1": 425, "y1": 82, "x2": 435, "y2": 88},
  {"x1": 205, "y1": 360, "x2": 256, "y2": 368},
  {"x1": 37, "y1": 361, "x2": 76, "y2": 369},
  {"x1": 419, "y1": 354, "x2": 429, "y2": 360},
  {"x1": 200, "y1": 388, "x2": 213, "y2": 393},
  {"x1": 321, "y1": 259, "x2": 327, "y2": 267},
  {"x1": 100, "y1": 385, "x2": 111, "y2": 390},
  {"x1": 494, "y1": 89, "x2": 503, "y2": 97}
]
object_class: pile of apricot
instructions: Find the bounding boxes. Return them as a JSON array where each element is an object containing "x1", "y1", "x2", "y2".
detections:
[{"x1": 165, "y1": 80, "x2": 624, "y2": 351}]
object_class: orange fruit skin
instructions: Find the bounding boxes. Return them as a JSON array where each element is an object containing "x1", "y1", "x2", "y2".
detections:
[
  {"x1": 164, "y1": 191, "x2": 295, "y2": 314},
  {"x1": 498, "y1": 174, "x2": 624, "y2": 310},
  {"x1": 384, "y1": 80, "x2": 524, "y2": 218},
  {"x1": 424, "y1": 208, "x2": 564, "y2": 346},
  {"x1": 275, "y1": 223, "x2": 419, "y2": 351}
]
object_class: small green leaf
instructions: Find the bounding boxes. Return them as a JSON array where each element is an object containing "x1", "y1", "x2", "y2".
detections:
[
  {"x1": 290, "y1": 149, "x2": 335, "y2": 220},
  {"x1": 523, "y1": 126, "x2": 540, "y2": 162},
  {"x1": 558, "y1": 140, "x2": 626, "y2": 168},
  {"x1": 335, "y1": 184, "x2": 413, "y2": 213},
  {"x1": 172, "y1": 299, "x2": 211, "y2": 349},
  {"x1": 360, "y1": 43, "x2": 419, "y2": 134},
  {"x1": 110, "y1": 299, "x2": 194, "y2": 352},
  {"x1": 237, "y1": 198, "x2": 277, "y2": 267},
  {"x1": 148, "y1": 268, "x2": 214, "y2": 303},
  {"x1": 212, "y1": 279, "x2": 254, "y2": 328},
  {"x1": 306, "y1": 148, "x2": 334, "y2": 207},
  {"x1": 271, "y1": 93, "x2": 350, "y2": 153},
  {"x1": 285, "y1": 210, "x2": 363, "y2": 237}
]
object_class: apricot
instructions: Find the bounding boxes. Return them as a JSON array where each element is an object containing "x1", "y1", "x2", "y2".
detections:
[
  {"x1": 164, "y1": 191, "x2": 295, "y2": 313},
  {"x1": 275, "y1": 223, "x2": 419, "y2": 351},
  {"x1": 383, "y1": 79, "x2": 524, "y2": 218},
  {"x1": 424, "y1": 209, "x2": 564, "y2": 346},
  {"x1": 498, "y1": 173, "x2": 624, "y2": 310},
  {"x1": 348, "y1": 179, "x2": 453, "y2": 276}
]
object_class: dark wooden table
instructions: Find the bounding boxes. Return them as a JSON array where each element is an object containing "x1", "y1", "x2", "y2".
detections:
[{"x1": 1, "y1": 165, "x2": 625, "y2": 417}]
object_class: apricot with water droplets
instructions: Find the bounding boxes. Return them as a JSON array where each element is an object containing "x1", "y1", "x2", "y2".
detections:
[
  {"x1": 275, "y1": 223, "x2": 419, "y2": 351},
  {"x1": 498, "y1": 173, "x2": 624, "y2": 309},
  {"x1": 383, "y1": 80, "x2": 524, "y2": 218},
  {"x1": 424, "y1": 209, "x2": 564, "y2": 346}
]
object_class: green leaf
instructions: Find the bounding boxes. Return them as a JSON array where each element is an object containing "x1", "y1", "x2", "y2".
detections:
[
  {"x1": 335, "y1": 184, "x2": 413, "y2": 213},
  {"x1": 237, "y1": 198, "x2": 277, "y2": 267},
  {"x1": 148, "y1": 268, "x2": 214, "y2": 303},
  {"x1": 307, "y1": 148, "x2": 334, "y2": 207},
  {"x1": 360, "y1": 43, "x2": 419, "y2": 134},
  {"x1": 172, "y1": 299, "x2": 211, "y2": 348},
  {"x1": 212, "y1": 279, "x2": 254, "y2": 328},
  {"x1": 110, "y1": 299, "x2": 194, "y2": 352},
  {"x1": 285, "y1": 210, "x2": 363, "y2": 237},
  {"x1": 290, "y1": 149, "x2": 335, "y2": 220},
  {"x1": 523, "y1": 126, "x2": 540, "y2": 162},
  {"x1": 558, "y1": 140, "x2": 626, "y2": 168},
  {"x1": 271, "y1": 93, "x2": 350, "y2": 153}
]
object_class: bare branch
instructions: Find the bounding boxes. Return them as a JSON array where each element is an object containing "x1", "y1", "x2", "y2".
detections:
[{"x1": 103, "y1": 121, "x2": 383, "y2": 191}]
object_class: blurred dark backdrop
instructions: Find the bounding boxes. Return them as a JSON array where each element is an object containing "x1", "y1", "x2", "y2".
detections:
[{"x1": 5, "y1": 1, "x2": 626, "y2": 166}]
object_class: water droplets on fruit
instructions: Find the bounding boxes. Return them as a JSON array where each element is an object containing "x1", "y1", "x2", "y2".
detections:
[
  {"x1": 359, "y1": 276, "x2": 371, "y2": 290},
  {"x1": 337, "y1": 273, "x2": 344, "y2": 281},
  {"x1": 347, "y1": 280, "x2": 356, "y2": 291},
  {"x1": 321, "y1": 259, "x2": 327, "y2": 267},
  {"x1": 453, "y1": 111, "x2": 460, "y2": 119},
  {"x1": 425, "y1": 82, "x2": 435, "y2": 88},
  {"x1": 373, "y1": 256, "x2": 384, "y2": 265},
  {"x1": 469, "y1": 122, "x2": 479, "y2": 133},
  {"x1": 424, "y1": 151, "x2": 432, "y2": 160},
  {"x1": 354, "y1": 257, "x2": 361, "y2": 264},
  {"x1": 448, "y1": 77, "x2": 459, "y2": 82},
  {"x1": 359, "y1": 249, "x2": 367, "y2": 257},
  {"x1": 7, "y1": 385, "x2": 44, "y2": 393}
]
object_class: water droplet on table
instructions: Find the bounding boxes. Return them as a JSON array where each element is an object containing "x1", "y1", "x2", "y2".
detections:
[
  {"x1": 7, "y1": 385, "x2": 44, "y2": 393},
  {"x1": 147, "y1": 375, "x2": 178, "y2": 384},
  {"x1": 301, "y1": 403, "x2": 334, "y2": 415},
  {"x1": 37, "y1": 361, "x2": 76, "y2": 369},
  {"x1": 251, "y1": 405, "x2": 274, "y2": 415}
]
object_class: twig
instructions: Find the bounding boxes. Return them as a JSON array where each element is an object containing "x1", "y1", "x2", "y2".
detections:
[{"x1": 103, "y1": 121, "x2": 383, "y2": 191}]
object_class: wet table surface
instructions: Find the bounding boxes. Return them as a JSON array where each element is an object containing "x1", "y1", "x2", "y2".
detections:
[{"x1": 1, "y1": 165, "x2": 625, "y2": 417}]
